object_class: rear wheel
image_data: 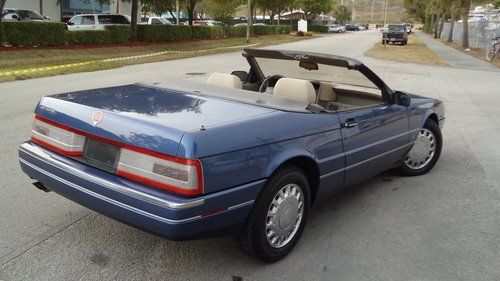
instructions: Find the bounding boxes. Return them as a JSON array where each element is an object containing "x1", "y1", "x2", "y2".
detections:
[
  {"x1": 399, "y1": 119, "x2": 442, "y2": 176},
  {"x1": 402, "y1": 40, "x2": 408, "y2": 45},
  {"x1": 239, "y1": 165, "x2": 310, "y2": 262}
]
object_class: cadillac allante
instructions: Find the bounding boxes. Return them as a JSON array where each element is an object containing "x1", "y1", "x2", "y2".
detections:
[{"x1": 19, "y1": 49, "x2": 445, "y2": 262}]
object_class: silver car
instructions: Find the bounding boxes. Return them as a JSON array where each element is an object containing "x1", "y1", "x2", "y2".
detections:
[
  {"x1": 2, "y1": 8, "x2": 50, "y2": 22},
  {"x1": 328, "y1": 24, "x2": 346, "y2": 33},
  {"x1": 66, "y1": 14, "x2": 129, "y2": 31}
]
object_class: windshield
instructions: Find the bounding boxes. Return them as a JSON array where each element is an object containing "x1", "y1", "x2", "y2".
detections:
[
  {"x1": 254, "y1": 57, "x2": 377, "y2": 88},
  {"x1": 16, "y1": 10, "x2": 44, "y2": 20},
  {"x1": 388, "y1": 25, "x2": 405, "y2": 31}
]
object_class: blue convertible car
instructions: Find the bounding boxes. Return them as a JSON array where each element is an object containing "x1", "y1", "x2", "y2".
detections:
[{"x1": 19, "y1": 49, "x2": 444, "y2": 262}]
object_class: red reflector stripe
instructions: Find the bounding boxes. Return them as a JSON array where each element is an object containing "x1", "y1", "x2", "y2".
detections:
[
  {"x1": 31, "y1": 136, "x2": 83, "y2": 157},
  {"x1": 201, "y1": 208, "x2": 228, "y2": 217},
  {"x1": 116, "y1": 169, "x2": 202, "y2": 196}
]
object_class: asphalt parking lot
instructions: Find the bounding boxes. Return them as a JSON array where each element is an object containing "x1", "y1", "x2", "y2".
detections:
[{"x1": 0, "y1": 30, "x2": 499, "y2": 281}]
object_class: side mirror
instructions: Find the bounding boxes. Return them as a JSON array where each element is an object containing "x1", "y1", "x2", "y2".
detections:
[
  {"x1": 394, "y1": 91, "x2": 411, "y2": 107},
  {"x1": 231, "y1": 71, "x2": 248, "y2": 83},
  {"x1": 67, "y1": 21, "x2": 74, "y2": 25},
  {"x1": 44, "y1": 16, "x2": 51, "y2": 20}
]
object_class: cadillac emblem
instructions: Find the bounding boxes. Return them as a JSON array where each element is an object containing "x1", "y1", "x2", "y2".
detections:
[{"x1": 92, "y1": 111, "x2": 103, "y2": 126}]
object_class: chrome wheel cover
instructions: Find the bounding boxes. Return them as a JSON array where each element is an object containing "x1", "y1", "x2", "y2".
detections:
[
  {"x1": 405, "y1": 128, "x2": 436, "y2": 170},
  {"x1": 265, "y1": 183, "x2": 304, "y2": 248}
]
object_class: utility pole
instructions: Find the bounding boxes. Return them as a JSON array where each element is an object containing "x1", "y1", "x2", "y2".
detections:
[
  {"x1": 384, "y1": 0, "x2": 388, "y2": 26},
  {"x1": 246, "y1": 0, "x2": 251, "y2": 43},
  {"x1": 351, "y1": 0, "x2": 355, "y2": 22},
  {"x1": 39, "y1": 0, "x2": 43, "y2": 15},
  {"x1": 176, "y1": 0, "x2": 180, "y2": 25},
  {"x1": 370, "y1": 0, "x2": 375, "y2": 21},
  {"x1": 116, "y1": 0, "x2": 119, "y2": 14}
]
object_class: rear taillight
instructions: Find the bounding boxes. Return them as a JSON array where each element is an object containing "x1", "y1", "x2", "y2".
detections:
[
  {"x1": 30, "y1": 114, "x2": 204, "y2": 196},
  {"x1": 117, "y1": 148, "x2": 203, "y2": 195},
  {"x1": 31, "y1": 115, "x2": 85, "y2": 156}
]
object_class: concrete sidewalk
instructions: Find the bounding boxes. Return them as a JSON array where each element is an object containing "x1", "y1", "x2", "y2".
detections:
[{"x1": 415, "y1": 31, "x2": 499, "y2": 71}]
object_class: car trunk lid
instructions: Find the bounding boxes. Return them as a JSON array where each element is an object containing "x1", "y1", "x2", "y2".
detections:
[{"x1": 35, "y1": 84, "x2": 274, "y2": 157}]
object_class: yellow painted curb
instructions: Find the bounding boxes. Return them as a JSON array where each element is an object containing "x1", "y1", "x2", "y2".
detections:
[{"x1": 0, "y1": 43, "x2": 260, "y2": 77}]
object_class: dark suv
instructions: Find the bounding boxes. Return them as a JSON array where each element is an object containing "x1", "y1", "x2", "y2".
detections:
[{"x1": 382, "y1": 24, "x2": 408, "y2": 45}]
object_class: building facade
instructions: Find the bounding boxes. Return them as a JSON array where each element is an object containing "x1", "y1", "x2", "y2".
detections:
[{"x1": 4, "y1": 0, "x2": 137, "y2": 22}]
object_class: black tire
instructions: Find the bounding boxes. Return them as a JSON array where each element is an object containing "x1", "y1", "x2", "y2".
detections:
[
  {"x1": 402, "y1": 40, "x2": 408, "y2": 45},
  {"x1": 399, "y1": 119, "x2": 442, "y2": 176},
  {"x1": 239, "y1": 165, "x2": 311, "y2": 262},
  {"x1": 382, "y1": 39, "x2": 386, "y2": 44}
]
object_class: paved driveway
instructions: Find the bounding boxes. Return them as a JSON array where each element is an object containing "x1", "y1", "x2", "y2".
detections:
[{"x1": 0, "y1": 31, "x2": 499, "y2": 281}]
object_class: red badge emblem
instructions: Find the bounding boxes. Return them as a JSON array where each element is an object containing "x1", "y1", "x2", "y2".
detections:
[{"x1": 92, "y1": 111, "x2": 103, "y2": 126}]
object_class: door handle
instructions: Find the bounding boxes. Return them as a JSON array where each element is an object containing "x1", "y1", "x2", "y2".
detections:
[{"x1": 343, "y1": 118, "x2": 358, "y2": 128}]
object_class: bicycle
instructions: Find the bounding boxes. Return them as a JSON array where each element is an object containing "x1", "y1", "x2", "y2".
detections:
[{"x1": 485, "y1": 37, "x2": 499, "y2": 61}]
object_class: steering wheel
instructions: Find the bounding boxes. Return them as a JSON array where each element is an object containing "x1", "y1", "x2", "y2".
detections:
[{"x1": 258, "y1": 74, "x2": 284, "y2": 93}]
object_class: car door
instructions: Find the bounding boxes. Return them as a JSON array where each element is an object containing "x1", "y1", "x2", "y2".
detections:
[{"x1": 338, "y1": 102, "x2": 409, "y2": 186}]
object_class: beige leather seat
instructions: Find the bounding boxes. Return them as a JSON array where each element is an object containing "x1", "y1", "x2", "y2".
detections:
[
  {"x1": 317, "y1": 82, "x2": 352, "y2": 111},
  {"x1": 317, "y1": 82, "x2": 337, "y2": 108},
  {"x1": 273, "y1": 78, "x2": 316, "y2": 103},
  {"x1": 207, "y1": 72, "x2": 242, "y2": 89}
]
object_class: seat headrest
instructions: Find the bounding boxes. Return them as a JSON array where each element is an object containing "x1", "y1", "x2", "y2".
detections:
[
  {"x1": 273, "y1": 78, "x2": 316, "y2": 104},
  {"x1": 318, "y1": 82, "x2": 337, "y2": 102},
  {"x1": 207, "y1": 72, "x2": 242, "y2": 89}
]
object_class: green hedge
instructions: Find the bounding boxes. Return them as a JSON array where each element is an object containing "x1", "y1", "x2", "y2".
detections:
[
  {"x1": 225, "y1": 25, "x2": 292, "y2": 38},
  {"x1": 191, "y1": 25, "x2": 223, "y2": 39},
  {"x1": 3, "y1": 21, "x2": 66, "y2": 46},
  {"x1": 136, "y1": 25, "x2": 224, "y2": 42},
  {"x1": 253, "y1": 25, "x2": 292, "y2": 35},
  {"x1": 308, "y1": 25, "x2": 329, "y2": 33},
  {"x1": 65, "y1": 25, "x2": 132, "y2": 45},
  {"x1": 2, "y1": 22, "x2": 292, "y2": 46},
  {"x1": 225, "y1": 26, "x2": 247, "y2": 38}
]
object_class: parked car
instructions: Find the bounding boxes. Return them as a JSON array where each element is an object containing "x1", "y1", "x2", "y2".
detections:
[
  {"x1": 66, "y1": 14, "x2": 129, "y2": 31},
  {"x1": 193, "y1": 20, "x2": 224, "y2": 26},
  {"x1": 234, "y1": 22, "x2": 266, "y2": 27},
  {"x1": 382, "y1": 24, "x2": 408, "y2": 45},
  {"x1": 402, "y1": 23, "x2": 413, "y2": 33},
  {"x1": 328, "y1": 24, "x2": 346, "y2": 33},
  {"x1": 19, "y1": 49, "x2": 444, "y2": 262},
  {"x1": 2, "y1": 8, "x2": 50, "y2": 22},
  {"x1": 140, "y1": 16, "x2": 172, "y2": 25},
  {"x1": 345, "y1": 24, "x2": 359, "y2": 31},
  {"x1": 355, "y1": 23, "x2": 366, "y2": 30}
]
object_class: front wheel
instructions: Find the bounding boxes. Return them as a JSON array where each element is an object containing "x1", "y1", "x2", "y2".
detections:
[
  {"x1": 239, "y1": 165, "x2": 310, "y2": 262},
  {"x1": 399, "y1": 119, "x2": 442, "y2": 176}
]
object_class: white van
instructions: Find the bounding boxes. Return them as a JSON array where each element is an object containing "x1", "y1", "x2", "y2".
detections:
[{"x1": 67, "y1": 14, "x2": 129, "y2": 31}]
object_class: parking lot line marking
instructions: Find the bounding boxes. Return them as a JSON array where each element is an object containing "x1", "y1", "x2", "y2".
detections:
[{"x1": 0, "y1": 43, "x2": 260, "y2": 77}]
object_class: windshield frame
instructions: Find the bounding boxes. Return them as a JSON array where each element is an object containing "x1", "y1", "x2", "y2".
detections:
[{"x1": 243, "y1": 49, "x2": 394, "y2": 103}]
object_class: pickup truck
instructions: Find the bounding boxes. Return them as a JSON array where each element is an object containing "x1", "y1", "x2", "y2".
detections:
[{"x1": 382, "y1": 24, "x2": 408, "y2": 45}]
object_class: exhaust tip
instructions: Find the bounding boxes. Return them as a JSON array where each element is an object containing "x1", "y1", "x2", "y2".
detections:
[{"x1": 33, "y1": 181, "x2": 51, "y2": 193}]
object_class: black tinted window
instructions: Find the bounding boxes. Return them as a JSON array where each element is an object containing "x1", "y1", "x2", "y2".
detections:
[
  {"x1": 98, "y1": 15, "x2": 129, "y2": 24},
  {"x1": 388, "y1": 25, "x2": 404, "y2": 31}
]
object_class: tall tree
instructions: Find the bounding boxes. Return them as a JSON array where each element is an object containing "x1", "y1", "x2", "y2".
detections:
[
  {"x1": 333, "y1": 5, "x2": 351, "y2": 24},
  {"x1": 299, "y1": 0, "x2": 332, "y2": 19},
  {"x1": 205, "y1": 0, "x2": 241, "y2": 25},
  {"x1": 131, "y1": 0, "x2": 139, "y2": 41},
  {"x1": 447, "y1": 0, "x2": 457, "y2": 42},
  {"x1": 184, "y1": 0, "x2": 201, "y2": 25},
  {"x1": 0, "y1": 0, "x2": 7, "y2": 46},
  {"x1": 460, "y1": 0, "x2": 470, "y2": 48}
]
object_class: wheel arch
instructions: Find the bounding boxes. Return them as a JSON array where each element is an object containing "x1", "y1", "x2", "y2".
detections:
[{"x1": 265, "y1": 155, "x2": 320, "y2": 206}]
